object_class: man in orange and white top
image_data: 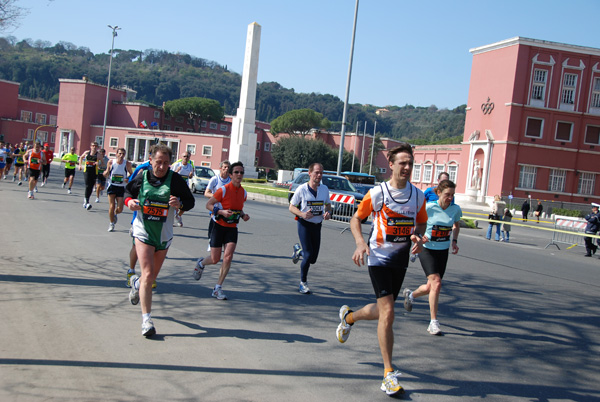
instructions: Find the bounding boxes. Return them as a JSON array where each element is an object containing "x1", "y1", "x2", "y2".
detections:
[
  {"x1": 335, "y1": 143, "x2": 428, "y2": 396},
  {"x1": 193, "y1": 161, "x2": 250, "y2": 300},
  {"x1": 23, "y1": 142, "x2": 47, "y2": 199}
]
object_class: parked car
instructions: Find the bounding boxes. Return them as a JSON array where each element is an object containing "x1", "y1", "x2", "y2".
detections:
[
  {"x1": 288, "y1": 173, "x2": 364, "y2": 217},
  {"x1": 189, "y1": 166, "x2": 215, "y2": 193}
]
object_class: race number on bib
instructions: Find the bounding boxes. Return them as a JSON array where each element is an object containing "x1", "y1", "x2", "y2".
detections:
[
  {"x1": 430, "y1": 225, "x2": 452, "y2": 242},
  {"x1": 223, "y1": 210, "x2": 243, "y2": 224},
  {"x1": 142, "y1": 200, "x2": 169, "y2": 222},
  {"x1": 111, "y1": 174, "x2": 124, "y2": 184},
  {"x1": 385, "y1": 217, "x2": 414, "y2": 243},
  {"x1": 307, "y1": 200, "x2": 324, "y2": 216}
]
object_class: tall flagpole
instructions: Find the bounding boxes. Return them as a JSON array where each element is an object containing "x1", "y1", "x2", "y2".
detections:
[
  {"x1": 336, "y1": 0, "x2": 359, "y2": 175},
  {"x1": 102, "y1": 25, "x2": 120, "y2": 149}
]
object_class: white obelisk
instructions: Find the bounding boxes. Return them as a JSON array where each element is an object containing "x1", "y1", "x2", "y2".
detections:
[{"x1": 229, "y1": 22, "x2": 261, "y2": 177}]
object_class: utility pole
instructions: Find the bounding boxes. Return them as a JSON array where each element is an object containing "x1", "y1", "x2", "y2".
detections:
[{"x1": 101, "y1": 25, "x2": 120, "y2": 149}]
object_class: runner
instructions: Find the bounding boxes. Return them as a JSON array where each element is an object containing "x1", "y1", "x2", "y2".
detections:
[
  {"x1": 335, "y1": 143, "x2": 427, "y2": 396},
  {"x1": 40, "y1": 143, "x2": 54, "y2": 187},
  {"x1": 104, "y1": 148, "x2": 133, "y2": 232},
  {"x1": 0, "y1": 141, "x2": 8, "y2": 180},
  {"x1": 125, "y1": 144, "x2": 195, "y2": 337},
  {"x1": 95, "y1": 149, "x2": 109, "y2": 202},
  {"x1": 23, "y1": 142, "x2": 47, "y2": 199},
  {"x1": 288, "y1": 162, "x2": 331, "y2": 294},
  {"x1": 79, "y1": 141, "x2": 99, "y2": 210},
  {"x1": 4, "y1": 143, "x2": 13, "y2": 179},
  {"x1": 193, "y1": 161, "x2": 250, "y2": 300},
  {"x1": 12, "y1": 142, "x2": 26, "y2": 185},
  {"x1": 205, "y1": 160, "x2": 231, "y2": 250},
  {"x1": 403, "y1": 179, "x2": 462, "y2": 336},
  {"x1": 61, "y1": 147, "x2": 78, "y2": 194},
  {"x1": 170, "y1": 151, "x2": 195, "y2": 227}
]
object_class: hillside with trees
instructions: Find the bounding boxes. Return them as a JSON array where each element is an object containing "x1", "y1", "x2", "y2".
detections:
[{"x1": 0, "y1": 36, "x2": 466, "y2": 144}]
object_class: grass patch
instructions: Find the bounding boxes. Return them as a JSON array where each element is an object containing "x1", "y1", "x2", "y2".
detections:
[
  {"x1": 461, "y1": 218, "x2": 478, "y2": 229},
  {"x1": 243, "y1": 183, "x2": 289, "y2": 199}
]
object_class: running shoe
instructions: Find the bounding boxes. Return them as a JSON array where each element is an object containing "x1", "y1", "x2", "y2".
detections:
[
  {"x1": 193, "y1": 258, "x2": 204, "y2": 281},
  {"x1": 427, "y1": 319, "x2": 441, "y2": 335},
  {"x1": 18, "y1": 181, "x2": 22, "y2": 186},
  {"x1": 403, "y1": 288, "x2": 413, "y2": 312},
  {"x1": 129, "y1": 275, "x2": 140, "y2": 305},
  {"x1": 83, "y1": 202, "x2": 87, "y2": 208},
  {"x1": 62, "y1": 182, "x2": 65, "y2": 188},
  {"x1": 142, "y1": 318, "x2": 156, "y2": 337},
  {"x1": 41, "y1": 181, "x2": 45, "y2": 187},
  {"x1": 174, "y1": 214, "x2": 183, "y2": 227},
  {"x1": 68, "y1": 189, "x2": 72, "y2": 194},
  {"x1": 299, "y1": 281, "x2": 311, "y2": 294},
  {"x1": 292, "y1": 243, "x2": 302, "y2": 264},
  {"x1": 86, "y1": 204, "x2": 92, "y2": 211},
  {"x1": 95, "y1": 197, "x2": 100, "y2": 203},
  {"x1": 380, "y1": 370, "x2": 404, "y2": 396},
  {"x1": 34, "y1": 186, "x2": 38, "y2": 192},
  {"x1": 12, "y1": 176, "x2": 15, "y2": 182},
  {"x1": 212, "y1": 287, "x2": 227, "y2": 300},
  {"x1": 336, "y1": 305, "x2": 352, "y2": 343},
  {"x1": 108, "y1": 223, "x2": 115, "y2": 232},
  {"x1": 27, "y1": 191, "x2": 34, "y2": 199},
  {"x1": 126, "y1": 269, "x2": 135, "y2": 288}
]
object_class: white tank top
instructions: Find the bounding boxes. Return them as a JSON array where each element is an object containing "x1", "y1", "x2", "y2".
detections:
[{"x1": 109, "y1": 159, "x2": 128, "y2": 187}]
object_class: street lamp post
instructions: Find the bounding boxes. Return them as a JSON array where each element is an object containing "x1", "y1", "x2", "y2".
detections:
[{"x1": 101, "y1": 25, "x2": 121, "y2": 149}]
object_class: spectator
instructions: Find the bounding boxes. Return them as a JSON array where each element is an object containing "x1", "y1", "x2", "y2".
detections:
[
  {"x1": 534, "y1": 201, "x2": 543, "y2": 223},
  {"x1": 521, "y1": 199, "x2": 530, "y2": 222},
  {"x1": 500, "y1": 208, "x2": 512, "y2": 242}
]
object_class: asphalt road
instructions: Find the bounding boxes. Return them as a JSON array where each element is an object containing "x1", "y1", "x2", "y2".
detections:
[{"x1": 1, "y1": 170, "x2": 599, "y2": 401}]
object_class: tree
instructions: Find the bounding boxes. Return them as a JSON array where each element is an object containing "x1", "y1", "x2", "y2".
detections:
[
  {"x1": 270, "y1": 108, "x2": 327, "y2": 137},
  {"x1": 163, "y1": 97, "x2": 224, "y2": 125},
  {"x1": 271, "y1": 136, "x2": 352, "y2": 171},
  {"x1": 0, "y1": 0, "x2": 28, "y2": 32}
]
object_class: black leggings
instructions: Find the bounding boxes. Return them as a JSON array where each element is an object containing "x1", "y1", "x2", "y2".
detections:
[
  {"x1": 297, "y1": 219, "x2": 322, "y2": 282},
  {"x1": 84, "y1": 171, "x2": 97, "y2": 202},
  {"x1": 42, "y1": 164, "x2": 50, "y2": 180}
]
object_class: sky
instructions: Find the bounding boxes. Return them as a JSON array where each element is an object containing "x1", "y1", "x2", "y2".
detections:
[{"x1": 6, "y1": 0, "x2": 600, "y2": 110}]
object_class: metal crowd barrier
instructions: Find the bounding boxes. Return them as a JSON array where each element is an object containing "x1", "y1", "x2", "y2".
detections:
[
  {"x1": 545, "y1": 216, "x2": 587, "y2": 250},
  {"x1": 329, "y1": 192, "x2": 356, "y2": 223}
]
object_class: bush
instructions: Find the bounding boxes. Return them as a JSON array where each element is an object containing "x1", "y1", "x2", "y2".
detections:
[
  {"x1": 242, "y1": 178, "x2": 268, "y2": 184},
  {"x1": 552, "y1": 208, "x2": 584, "y2": 218}
]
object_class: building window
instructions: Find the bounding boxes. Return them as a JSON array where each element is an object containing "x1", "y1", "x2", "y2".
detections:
[
  {"x1": 378, "y1": 167, "x2": 387, "y2": 174},
  {"x1": 95, "y1": 136, "x2": 103, "y2": 146},
  {"x1": 525, "y1": 117, "x2": 544, "y2": 138},
  {"x1": 412, "y1": 164, "x2": 422, "y2": 182},
  {"x1": 21, "y1": 111, "x2": 32, "y2": 122},
  {"x1": 555, "y1": 121, "x2": 573, "y2": 142},
  {"x1": 264, "y1": 142, "x2": 270, "y2": 152},
  {"x1": 447, "y1": 165, "x2": 458, "y2": 183},
  {"x1": 201, "y1": 121, "x2": 207, "y2": 128},
  {"x1": 518, "y1": 165, "x2": 537, "y2": 189},
  {"x1": 202, "y1": 145, "x2": 212, "y2": 156},
  {"x1": 220, "y1": 124, "x2": 228, "y2": 132},
  {"x1": 175, "y1": 116, "x2": 184, "y2": 123},
  {"x1": 210, "y1": 122, "x2": 218, "y2": 129},
  {"x1": 37, "y1": 131, "x2": 48, "y2": 142},
  {"x1": 255, "y1": 157, "x2": 259, "y2": 166},
  {"x1": 423, "y1": 165, "x2": 433, "y2": 183},
  {"x1": 548, "y1": 169, "x2": 566, "y2": 192},
  {"x1": 532, "y1": 69, "x2": 547, "y2": 101},
  {"x1": 592, "y1": 78, "x2": 600, "y2": 109},
  {"x1": 154, "y1": 111, "x2": 161, "y2": 118},
  {"x1": 578, "y1": 172, "x2": 595, "y2": 195},
  {"x1": 164, "y1": 115, "x2": 171, "y2": 121},
  {"x1": 27, "y1": 129, "x2": 34, "y2": 140},
  {"x1": 256, "y1": 141, "x2": 260, "y2": 150},
  {"x1": 585, "y1": 125, "x2": 600, "y2": 145},
  {"x1": 49, "y1": 115, "x2": 57, "y2": 125},
  {"x1": 201, "y1": 161, "x2": 211, "y2": 167},
  {"x1": 561, "y1": 73, "x2": 577, "y2": 105},
  {"x1": 110, "y1": 138, "x2": 118, "y2": 147},
  {"x1": 50, "y1": 132, "x2": 55, "y2": 143},
  {"x1": 186, "y1": 128, "x2": 194, "y2": 133},
  {"x1": 163, "y1": 124, "x2": 171, "y2": 130},
  {"x1": 434, "y1": 164, "x2": 445, "y2": 181},
  {"x1": 174, "y1": 126, "x2": 183, "y2": 131},
  {"x1": 186, "y1": 144, "x2": 196, "y2": 155},
  {"x1": 34, "y1": 113, "x2": 46, "y2": 124}
]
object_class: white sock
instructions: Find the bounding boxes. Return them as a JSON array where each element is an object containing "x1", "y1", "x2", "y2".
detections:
[
  {"x1": 142, "y1": 313, "x2": 151, "y2": 322},
  {"x1": 214, "y1": 284, "x2": 221, "y2": 290},
  {"x1": 409, "y1": 292, "x2": 414, "y2": 302}
]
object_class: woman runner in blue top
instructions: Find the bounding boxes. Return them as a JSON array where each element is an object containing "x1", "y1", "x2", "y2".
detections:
[{"x1": 403, "y1": 180, "x2": 461, "y2": 335}]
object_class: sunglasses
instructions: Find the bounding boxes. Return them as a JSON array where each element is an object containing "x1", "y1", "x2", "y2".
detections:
[{"x1": 232, "y1": 171, "x2": 245, "y2": 175}]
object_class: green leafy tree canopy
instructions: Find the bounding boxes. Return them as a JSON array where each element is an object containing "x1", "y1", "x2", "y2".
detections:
[
  {"x1": 163, "y1": 97, "x2": 224, "y2": 123},
  {"x1": 270, "y1": 108, "x2": 327, "y2": 137},
  {"x1": 271, "y1": 136, "x2": 352, "y2": 171}
]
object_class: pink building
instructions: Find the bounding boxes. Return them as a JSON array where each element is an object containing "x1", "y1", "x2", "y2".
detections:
[
  {"x1": 0, "y1": 79, "x2": 58, "y2": 147},
  {"x1": 456, "y1": 37, "x2": 600, "y2": 205}
]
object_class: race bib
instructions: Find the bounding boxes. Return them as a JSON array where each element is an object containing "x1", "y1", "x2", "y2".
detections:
[
  {"x1": 30, "y1": 157, "x2": 39, "y2": 164},
  {"x1": 142, "y1": 199, "x2": 169, "y2": 222},
  {"x1": 307, "y1": 200, "x2": 324, "y2": 216},
  {"x1": 0, "y1": 156, "x2": 5, "y2": 163},
  {"x1": 67, "y1": 161, "x2": 76, "y2": 167},
  {"x1": 111, "y1": 174, "x2": 124, "y2": 184},
  {"x1": 86, "y1": 161, "x2": 95, "y2": 166},
  {"x1": 430, "y1": 225, "x2": 452, "y2": 242},
  {"x1": 223, "y1": 210, "x2": 242, "y2": 224},
  {"x1": 385, "y1": 217, "x2": 414, "y2": 243}
]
